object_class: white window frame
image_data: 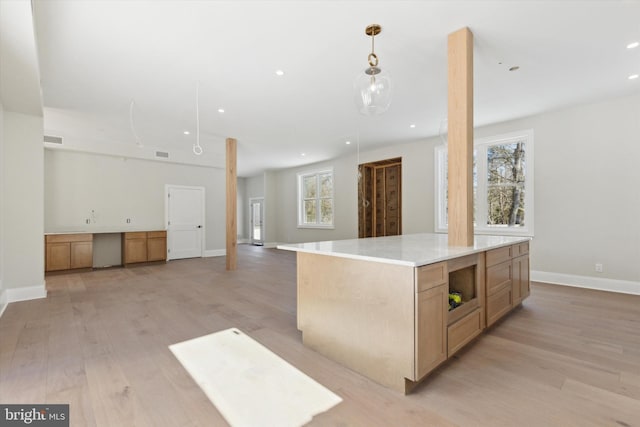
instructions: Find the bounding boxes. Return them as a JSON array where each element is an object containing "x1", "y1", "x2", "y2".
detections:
[
  {"x1": 435, "y1": 129, "x2": 534, "y2": 237},
  {"x1": 297, "y1": 168, "x2": 335, "y2": 229}
]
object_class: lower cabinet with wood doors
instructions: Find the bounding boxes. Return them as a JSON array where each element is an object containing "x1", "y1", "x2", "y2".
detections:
[
  {"x1": 45, "y1": 234, "x2": 93, "y2": 272},
  {"x1": 122, "y1": 231, "x2": 167, "y2": 265},
  {"x1": 45, "y1": 230, "x2": 167, "y2": 273}
]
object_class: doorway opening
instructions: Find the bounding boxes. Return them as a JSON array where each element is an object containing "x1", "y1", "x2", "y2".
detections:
[
  {"x1": 249, "y1": 198, "x2": 264, "y2": 246},
  {"x1": 358, "y1": 157, "x2": 402, "y2": 238}
]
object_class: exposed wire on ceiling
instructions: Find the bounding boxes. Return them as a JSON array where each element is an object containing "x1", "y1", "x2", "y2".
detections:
[{"x1": 129, "y1": 99, "x2": 143, "y2": 148}]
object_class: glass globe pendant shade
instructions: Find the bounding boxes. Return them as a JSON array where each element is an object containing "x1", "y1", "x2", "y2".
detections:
[{"x1": 354, "y1": 67, "x2": 392, "y2": 115}]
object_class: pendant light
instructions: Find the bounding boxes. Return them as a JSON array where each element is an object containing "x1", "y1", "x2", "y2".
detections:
[{"x1": 354, "y1": 24, "x2": 392, "y2": 115}]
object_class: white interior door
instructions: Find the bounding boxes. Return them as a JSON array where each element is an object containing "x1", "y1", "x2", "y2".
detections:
[
  {"x1": 166, "y1": 185, "x2": 204, "y2": 260},
  {"x1": 250, "y1": 198, "x2": 264, "y2": 246}
]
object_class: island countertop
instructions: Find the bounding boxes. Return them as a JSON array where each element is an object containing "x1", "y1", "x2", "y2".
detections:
[{"x1": 277, "y1": 233, "x2": 531, "y2": 267}]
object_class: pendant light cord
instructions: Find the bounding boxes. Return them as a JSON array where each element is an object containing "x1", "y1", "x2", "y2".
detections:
[
  {"x1": 193, "y1": 83, "x2": 203, "y2": 155},
  {"x1": 129, "y1": 99, "x2": 143, "y2": 147}
]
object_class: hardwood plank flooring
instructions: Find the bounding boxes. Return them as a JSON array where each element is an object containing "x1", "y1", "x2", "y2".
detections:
[{"x1": 1, "y1": 245, "x2": 639, "y2": 426}]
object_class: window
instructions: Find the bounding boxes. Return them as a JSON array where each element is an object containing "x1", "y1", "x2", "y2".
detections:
[
  {"x1": 435, "y1": 129, "x2": 534, "y2": 236},
  {"x1": 298, "y1": 169, "x2": 334, "y2": 228}
]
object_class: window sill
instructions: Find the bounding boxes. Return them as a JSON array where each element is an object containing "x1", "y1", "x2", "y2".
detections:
[{"x1": 297, "y1": 225, "x2": 335, "y2": 230}]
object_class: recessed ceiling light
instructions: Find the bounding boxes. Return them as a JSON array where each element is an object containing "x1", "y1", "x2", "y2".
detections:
[
  {"x1": 629, "y1": 74, "x2": 639, "y2": 80},
  {"x1": 218, "y1": 108, "x2": 225, "y2": 113},
  {"x1": 409, "y1": 124, "x2": 416, "y2": 128},
  {"x1": 183, "y1": 130, "x2": 190, "y2": 135},
  {"x1": 627, "y1": 42, "x2": 639, "y2": 49},
  {"x1": 345, "y1": 140, "x2": 351, "y2": 145},
  {"x1": 301, "y1": 153, "x2": 306, "y2": 157},
  {"x1": 275, "y1": 70, "x2": 285, "y2": 76}
]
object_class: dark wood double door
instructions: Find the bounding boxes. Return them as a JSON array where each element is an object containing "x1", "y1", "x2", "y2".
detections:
[{"x1": 358, "y1": 157, "x2": 402, "y2": 238}]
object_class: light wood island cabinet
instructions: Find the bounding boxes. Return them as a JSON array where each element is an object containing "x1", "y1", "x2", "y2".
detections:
[
  {"x1": 280, "y1": 233, "x2": 531, "y2": 394},
  {"x1": 486, "y1": 241, "x2": 530, "y2": 326},
  {"x1": 415, "y1": 262, "x2": 448, "y2": 379}
]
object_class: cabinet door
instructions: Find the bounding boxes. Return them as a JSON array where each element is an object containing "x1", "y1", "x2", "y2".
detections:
[
  {"x1": 513, "y1": 255, "x2": 530, "y2": 302},
  {"x1": 46, "y1": 242, "x2": 71, "y2": 271},
  {"x1": 486, "y1": 285, "x2": 512, "y2": 327},
  {"x1": 486, "y1": 261, "x2": 512, "y2": 296},
  {"x1": 415, "y1": 283, "x2": 448, "y2": 379},
  {"x1": 124, "y1": 238, "x2": 148, "y2": 264},
  {"x1": 147, "y1": 237, "x2": 166, "y2": 261},
  {"x1": 70, "y1": 241, "x2": 93, "y2": 269}
]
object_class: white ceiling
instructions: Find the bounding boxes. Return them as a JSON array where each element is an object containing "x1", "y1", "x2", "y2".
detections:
[{"x1": 32, "y1": 1, "x2": 640, "y2": 176}]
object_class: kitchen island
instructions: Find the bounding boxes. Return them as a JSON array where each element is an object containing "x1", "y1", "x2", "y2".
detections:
[{"x1": 278, "y1": 233, "x2": 531, "y2": 393}]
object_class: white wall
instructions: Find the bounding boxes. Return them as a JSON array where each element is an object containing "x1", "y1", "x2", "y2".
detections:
[
  {"x1": 1, "y1": 0, "x2": 46, "y2": 311},
  {"x1": 474, "y1": 93, "x2": 640, "y2": 286},
  {"x1": 2, "y1": 112, "x2": 45, "y2": 295},
  {"x1": 0, "y1": 101, "x2": 5, "y2": 313},
  {"x1": 237, "y1": 177, "x2": 246, "y2": 241},
  {"x1": 264, "y1": 171, "x2": 279, "y2": 246},
  {"x1": 273, "y1": 93, "x2": 640, "y2": 293},
  {"x1": 274, "y1": 137, "x2": 440, "y2": 244},
  {"x1": 44, "y1": 150, "x2": 227, "y2": 251}
]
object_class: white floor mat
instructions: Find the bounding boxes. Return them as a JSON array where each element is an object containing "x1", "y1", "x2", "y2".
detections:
[{"x1": 169, "y1": 328, "x2": 342, "y2": 427}]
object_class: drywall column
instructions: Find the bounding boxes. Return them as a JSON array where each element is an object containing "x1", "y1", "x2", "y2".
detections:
[
  {"x1": 226, "y1": 138, "x2": 237, "y2": 270},
  {"x1": 447, "y1": 27, "x2": 474, "y2": 247}
]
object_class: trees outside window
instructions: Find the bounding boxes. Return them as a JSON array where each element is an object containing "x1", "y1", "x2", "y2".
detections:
[
  {"x1": 435, "y1": 130, "x2": 534, "y2": 236},
  {"x1": 298, "y1": 169, "x2": 334, "y2": 228}
]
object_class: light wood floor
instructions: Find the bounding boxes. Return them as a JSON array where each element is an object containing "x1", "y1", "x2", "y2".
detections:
[{"x1": 1, "y1": 245, "x2": 639, "y2": 426}]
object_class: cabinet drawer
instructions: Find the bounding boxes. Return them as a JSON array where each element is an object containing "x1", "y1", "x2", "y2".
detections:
[
  {"x1": 416, "y1": 262, "x2": 447, "y2": 292},
  {"x1": 487, "y1": 285, "x2": 512, "y2": 327},
  {"x1": 486, "y1": 246, "x2": 512, "y2": 267},
  {"x1": 124, "y1": 232, "x2": 147, "y2": 240},
  {"x1": 486, "y1": 261, "x2": 512, "y2": 296},
  {"x1": 46, "y1": 233, "x2": 93, "y2": 243},
  {"x1": 147, "y1": 230, "x2": 166, "y2": 239},
  {"x1": 514, "y1": 242, "x2": 529, "y2": 257},
  {"x1": 448, "y1": 308, "x2": 482, "y2": 356}
]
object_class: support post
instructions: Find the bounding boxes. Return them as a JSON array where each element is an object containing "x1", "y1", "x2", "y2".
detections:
[
  {"x1": 226, "y1": 138, "x2": 237, "y2": 270},
  {"x1": 447, "y1": 27, "x2": 474, "y2": 247}
]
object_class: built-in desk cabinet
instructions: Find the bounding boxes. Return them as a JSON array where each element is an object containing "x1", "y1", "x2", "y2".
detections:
[
  {"x1": 45, "y1": 230, "x2": 167, "y2": 273},
  {"x1": 45, "y1": 234, "x2": 93, "y2": 272},
  {"x1": 122, "y1": 231, "x2": 167, "y2": 265}
]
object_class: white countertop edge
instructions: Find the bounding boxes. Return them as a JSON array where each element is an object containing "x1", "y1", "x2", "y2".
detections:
[
  {"x1": 278, "y1": 245, "x2": 420, "y2": 267},
  {"x1": 277, "y1": 234, "x2": 531, "y2": 268}
]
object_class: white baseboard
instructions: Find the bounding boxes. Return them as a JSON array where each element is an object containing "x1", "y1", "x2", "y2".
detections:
[
  {"x1": 531, "y1": 270, "x2": 640, "y2": 295},
  {"x1": 238, "y1": 238, "x2": 250, "y2": 244},
  {"x1": 263, "y1": 242, "x2": 279, "y2": 249},
  {"x1": 204, "y1": 249, "x2": 226, "y2": 257},
  {"x1": 0, "y1": 288, "x2": 7, "y2": 319},
  {"x1": 0, "y1": 283, "x2": 48, "y2": 319}
]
